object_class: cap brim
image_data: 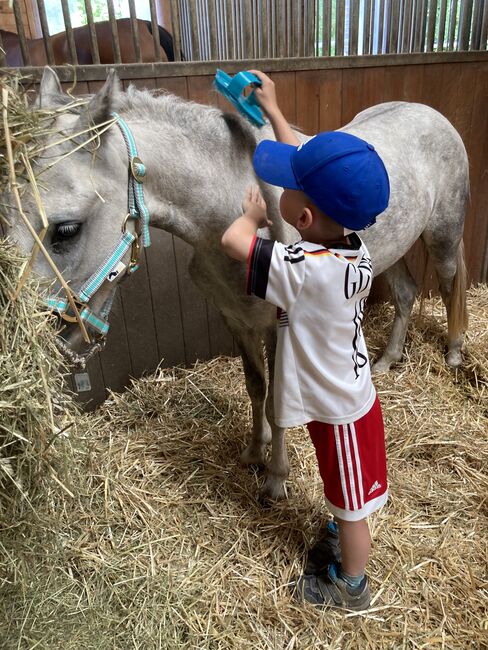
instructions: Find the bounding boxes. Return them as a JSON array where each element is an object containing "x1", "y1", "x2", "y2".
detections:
[{"x1": 253, "y1": 140, "x2": 300, "y2": 190}]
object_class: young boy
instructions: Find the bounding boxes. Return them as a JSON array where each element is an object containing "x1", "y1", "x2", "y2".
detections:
[{"x1": 221, "y1": 72, "x2": 390, "y2": 611}]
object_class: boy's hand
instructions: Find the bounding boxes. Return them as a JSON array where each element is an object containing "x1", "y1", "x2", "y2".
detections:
[
  {"x1": 248, "y1": 70, "x2": 279, "y2": 117},
  {"x1": 221, "y1": 185, "x2": 272, "y2": 263},
  {"x1": 242, "y1": 185, "x2": 272, "y2": 228}
]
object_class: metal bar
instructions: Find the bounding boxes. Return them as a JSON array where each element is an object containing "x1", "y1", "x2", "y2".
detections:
[
  {"x1": 60, "y1": 0, "x2": 78, "y2": 65},
  {"x1": 197, "y1": 0, "x2": 206, "y2": 59},
  {"x1": 128, "y1": 0, "x2": 142, "y2": 62},
  {"x1": 420, "y1": 0, "x2": 429, "y2": 50},
  {"x1": 185, "y1": 0, "x2": 193, "y2": 60},
  {"x1": 106, "y1": 0, "x2": 122, "y2": 63},
  {"x1": 349, "y1": 0, "x2": 359, "y2": 55},
  {"x1": 481, "y1": 0, "x2": 488, "y2": 49},
  {"x1": 289, "y1": 0, "x2": 295, "y2": 58},
  {"x1": 12, "y1": 0, "x2": 31, "y2": 66},
  {"x1": 378, "y1": 0, "x2": 385, "y2": 53},
  {"x1": 215, "y1": 0, "x2": 223, "y2": 58},
  {"x1": 84, "y1": 0, "x2": 100, "y2": 64},
  {"x1": 322, "y1": 0, "x2": 332, "y2": 56},
  {"x1": 256, "y1": 0, "x2": 263, "y2": 58},
  {"x1": 225, "y1": 0, "x2": 235, "y2": 59},
  {"x1": 448, "y1": 0, "x2": 458, "y2": 50},
  {"x1": 426, "y1": 0, "x2": 438, "y2": 51},
  {"x1": 470, "y1": 0, "x2": 482, "y2": 50},
  {"x1": 252, "y1": 0, "x2": 259, "y2": 58},
  {"x1": 243, "y1": 0, "x2": 252, "y2": 59},
  {"x1": 148, "y1": 0, "x2": 162, "y2": 61},
  {"x1": 458, "y1": 0, "x2": 472, "y2": 50},
  {"x1": 438, "y1": 0, "x2": 448, "y2": 50},
  {"x1": 295, "y1": 0, "x2": 301, "y2": 57},
  {"x1": 402, "y1": 0, "x2": 412, "y2": 52},
  {"x1": 179, "y1": 0, "x2": 190, "y2": 60},
  {"x1": 189, "y1": 0, "x2": 200, "y2": 60},
  {"x1": 258, "y1": 0, "x2": 269, "y2": 58},
  {"x1": 412, "y1": 0, "x2": 422, "y2": 51},
  {"x1": 389, "y1": 0, "x2": 401, "y2": 53},
  {"x1": 277, "y1": 0, "x2": 286, "y2": 58},
  {"x1": 306, "y1": 0, "x2": 314, "y2": 56},
  {"x1": 336, "y1": 0, "x2": 345, "y2": 55},
  {"x1": 363, "y1": 0, "x2": 373, "y2": 54},
  {"x1": 384, "y1": 0, "x2": 391, "y2": 53}
]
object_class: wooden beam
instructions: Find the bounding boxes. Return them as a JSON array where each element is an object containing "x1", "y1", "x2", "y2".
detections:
[{"x1": 13, "y1": 51, "x2": 488, "y2": 83}]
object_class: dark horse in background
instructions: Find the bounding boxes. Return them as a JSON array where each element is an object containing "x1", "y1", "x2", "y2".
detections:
[{"x1": 1, "y1": 18, "x2": 179, "y2": 66}]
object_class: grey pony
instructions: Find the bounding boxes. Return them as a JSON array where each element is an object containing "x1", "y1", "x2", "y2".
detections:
[{"x1": 6, "y1": 68, "x2": 468, "y2": 499}]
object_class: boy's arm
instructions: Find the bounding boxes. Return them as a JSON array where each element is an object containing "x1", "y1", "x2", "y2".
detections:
[
  {"x1": 249, "y1": 70, "x2": 300, "y2": 147},
  {"x1": 221, "y1": 185, "x2": 272, "y2": 262}
]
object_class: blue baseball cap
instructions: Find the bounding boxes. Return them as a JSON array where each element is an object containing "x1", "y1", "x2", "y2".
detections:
[{"x1": 253, "y1": 131, "x2": 390, "y2": 230}]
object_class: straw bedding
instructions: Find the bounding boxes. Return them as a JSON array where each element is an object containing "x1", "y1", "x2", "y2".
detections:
[{"x1": 0, "y1": 272, "x2": 486, "y2": 648}]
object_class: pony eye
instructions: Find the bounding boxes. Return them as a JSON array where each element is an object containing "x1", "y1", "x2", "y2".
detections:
[{"x1": 55, "y1": 222, "x2": 81, "y2": 239}]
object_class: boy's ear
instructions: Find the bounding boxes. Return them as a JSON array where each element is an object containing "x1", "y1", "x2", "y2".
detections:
[{"x1": 297, "y1": 207, "x2": 314, "y2": 230}]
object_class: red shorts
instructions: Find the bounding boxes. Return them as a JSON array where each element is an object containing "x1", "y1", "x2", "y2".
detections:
[{"x1": 307, "y1": 397, "x2": 388, "y2": 522}]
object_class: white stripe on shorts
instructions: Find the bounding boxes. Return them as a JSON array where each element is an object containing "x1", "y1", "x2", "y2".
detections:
[
  {"x1": 350, "y1": 422, "x2": 364, "y2": 508},
  {"x1": 342, "y1": 424, "x2": 358, "y2": 511},
  {"x1": 334, "y1": 424, "x2": 350, "y2": 511}
]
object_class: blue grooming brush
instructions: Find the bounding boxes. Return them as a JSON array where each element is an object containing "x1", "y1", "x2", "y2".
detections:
[{"x1": 214, "y1": 69, "x2": 266, "y2": 128}]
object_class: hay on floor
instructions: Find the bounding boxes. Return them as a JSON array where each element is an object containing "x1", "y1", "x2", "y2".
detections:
[{"x1": 1, "y1": 285, "x2": 486, "y2": 649}]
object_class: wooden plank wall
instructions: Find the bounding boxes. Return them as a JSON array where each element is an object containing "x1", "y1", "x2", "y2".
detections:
[{"x1": 64, "y1": 56, "x2": 488, "y2": 409}]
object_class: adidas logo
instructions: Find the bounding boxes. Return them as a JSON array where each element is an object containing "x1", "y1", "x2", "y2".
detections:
[{"x1": 368, "y1": 480, "x2": 382, "y2": 496}]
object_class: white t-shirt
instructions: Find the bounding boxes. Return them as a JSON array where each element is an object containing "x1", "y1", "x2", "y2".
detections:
[{"x1": 247, "y1": 233, "x2": 376, "y2": 428}]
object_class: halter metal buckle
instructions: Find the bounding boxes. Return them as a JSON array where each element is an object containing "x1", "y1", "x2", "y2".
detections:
[
  {"x1": 59, "y1": 295, "x2": 85, "y2": 323},
  {"x1": 131, "y1": 156, "x2": 145, "y2": 183}
]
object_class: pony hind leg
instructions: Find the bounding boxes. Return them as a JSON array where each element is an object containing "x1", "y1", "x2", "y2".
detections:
[
  {"x1": 373, "y1": 257, "x2": 417, "y2": 373},
  {"x1": 422, "y1": 235, "x2": 468, "y2": 367}
]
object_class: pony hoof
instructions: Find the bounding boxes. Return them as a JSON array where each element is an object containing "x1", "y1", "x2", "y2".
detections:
[
  {"x1": 446, "y1": 350, "x2": 462, "y2": 368},
  {"x1": 260, "y1": 474, "x2": 287, "y2": 501},
  {"x1": 240, "y1": 443, "x2": 267, "y2": 468},
  {"x1": 371, "y1": 357, "x2": 394, "y2": 374}
]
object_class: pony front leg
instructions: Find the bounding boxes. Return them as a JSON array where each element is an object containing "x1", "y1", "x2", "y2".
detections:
[{"x1": 260, "y1": 327, "x2": 288, "y2": 500}]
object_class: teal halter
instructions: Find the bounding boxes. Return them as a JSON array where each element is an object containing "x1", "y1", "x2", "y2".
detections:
[{"x1": 47, "y1": 112, "x2": 151, "y2": 341}]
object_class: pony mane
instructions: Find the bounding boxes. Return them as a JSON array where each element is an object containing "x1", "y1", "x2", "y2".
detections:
[
  {"x1": 116, "y1": 84, "x2": 258, "y2": 152},
  {"x1": 118, "y1": 85, "x2": 223, "y2": 130}
]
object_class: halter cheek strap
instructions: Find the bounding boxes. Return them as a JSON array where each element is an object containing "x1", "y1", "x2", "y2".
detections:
[{"x1": 47, "y1": 113, "x2": 151, "y2": 339}]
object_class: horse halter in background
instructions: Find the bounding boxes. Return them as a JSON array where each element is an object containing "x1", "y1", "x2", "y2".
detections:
[{"x1": 48, "y1": 112, "x2": 151, "y2": 360}]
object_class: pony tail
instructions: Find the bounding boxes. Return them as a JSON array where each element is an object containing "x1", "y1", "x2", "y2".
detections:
[{"x1": 448, "y1": 240, "x2": 469, "y2": 339}]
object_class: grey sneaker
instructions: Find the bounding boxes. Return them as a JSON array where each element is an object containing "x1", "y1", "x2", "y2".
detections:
[
  {"x1": 290, "y1": 563, "x2": 371, "y2": 611},
  {"x1": 304, "y1": 520, "x2": 342, "y2": 574}
]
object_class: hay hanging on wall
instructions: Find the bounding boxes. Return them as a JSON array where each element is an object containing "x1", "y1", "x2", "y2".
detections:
[{"x1": 0, "y1": 240, "x2": 78, "y2": 513}]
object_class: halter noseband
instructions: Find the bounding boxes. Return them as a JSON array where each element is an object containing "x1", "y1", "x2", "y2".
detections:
[{"x1": 47, "y1": 112, "x2": 151, "y2": 344}]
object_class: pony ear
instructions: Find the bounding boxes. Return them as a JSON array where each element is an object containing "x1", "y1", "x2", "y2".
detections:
[
  {"x1": 35, "y1": 67, "x2": 64, "y2": 108},
  {"x1": 78, "y1": 68, "x2": 121, "y2": 130}
]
